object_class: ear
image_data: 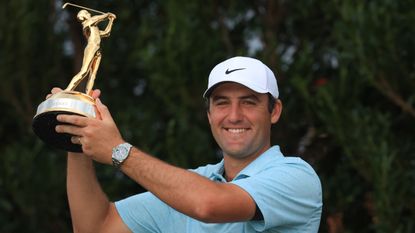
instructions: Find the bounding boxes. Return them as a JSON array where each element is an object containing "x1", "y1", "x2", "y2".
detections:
[
  {"x1": 270, "y1": 99, "x2": 283, "y2": 124},
  {"x1": 207, "y1": 110, "x2": 212, "y2": 125}
]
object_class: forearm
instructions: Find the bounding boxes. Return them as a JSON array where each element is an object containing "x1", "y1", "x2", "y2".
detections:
[
  {"x1": 101, "y1": 19, "x2": 114, "y2": 37},
  {"x1": 120, "y1": 147, "x2": 255, "y2": 222},
  {"x1": 67, "y1": 152, "x2": 111, "y2": 232}
]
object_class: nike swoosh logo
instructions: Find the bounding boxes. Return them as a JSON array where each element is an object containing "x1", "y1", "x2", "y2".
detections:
[{"x1": 225, "y1": 68, "x2": 246, "y2": 74}]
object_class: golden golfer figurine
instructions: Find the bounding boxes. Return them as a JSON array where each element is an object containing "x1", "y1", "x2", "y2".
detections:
[
  {"x1": 66, "y1": 8, "x2": 115, "y2": 95},
  {"x1": 32, "y1": 3, "x2": 116, "y2": 152}
]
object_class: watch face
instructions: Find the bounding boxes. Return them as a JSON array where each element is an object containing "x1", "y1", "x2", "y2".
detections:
[
  {"x1": 115, "y1": 147, "x2": 128, "y2": 160},
  {"x1": 112, "y1": 143, "x2": 132, "y2": 167}
]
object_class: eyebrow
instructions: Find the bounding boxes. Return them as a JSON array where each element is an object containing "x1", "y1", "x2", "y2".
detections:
[
  {"x1": 211, "y1": 94, "x2": 260, "y2": 102},
  {"x1": 240, "y1": 94, "x2": 260, "y2": 101}
]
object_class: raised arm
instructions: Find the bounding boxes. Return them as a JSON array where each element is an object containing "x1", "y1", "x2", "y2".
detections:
[
  {"x1": 56, "y1": 99, "x2": 258, "y2": 223},
  {"x1": 66, "y1": 152, "x2": 130, "y2": 233},
  {"x1": 120, "y1": 148, "x2": 257, "y2": 222},
  {"x1": 100, "y1": 13, "x2": 116, "y2": 37},
  {"x1": 49, "y1": 88, "x2": 129, "y2": 232}
]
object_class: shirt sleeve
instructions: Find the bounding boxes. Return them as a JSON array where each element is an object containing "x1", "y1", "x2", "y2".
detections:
[
  {"x1": 115, "y1": 192, "x2": 182, "y2": 233},
  {"x1": 231, "y1": 158, "x2": 322, "y2": 232}
]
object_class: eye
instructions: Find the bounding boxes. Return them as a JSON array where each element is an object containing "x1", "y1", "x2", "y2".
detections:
[
  {"x1": 211, "y1": 96, "x2": 230, "y2": 106},
  {"x1": 214, "y1": 100, "x2": 229, "y2": 106},
  {"x1": 242, "y1": 99, "x2": 257, "y2": 105}
]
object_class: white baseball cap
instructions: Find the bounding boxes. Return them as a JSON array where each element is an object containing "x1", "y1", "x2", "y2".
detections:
[{"x1": 203, "y1": 56, "x2": 279, "y2": 99}]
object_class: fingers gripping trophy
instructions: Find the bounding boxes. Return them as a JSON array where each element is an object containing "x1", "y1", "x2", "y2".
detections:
[{"x1": 32, "y1": 2, "x2": 116, "y2": 152}]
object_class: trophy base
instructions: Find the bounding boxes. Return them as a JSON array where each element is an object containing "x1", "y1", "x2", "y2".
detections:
[{"x1": 32, "y1": 91, "x2": 96, "y2": 152}]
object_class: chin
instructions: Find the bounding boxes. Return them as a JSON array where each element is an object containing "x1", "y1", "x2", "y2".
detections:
[{"x1": 223, "y1": 149, "x2": 251, "y2": 159}]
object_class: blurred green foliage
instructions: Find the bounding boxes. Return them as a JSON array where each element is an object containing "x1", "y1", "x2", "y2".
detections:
[{"x1": 0, "y1": 0, "x2": 414, "y2": 232}]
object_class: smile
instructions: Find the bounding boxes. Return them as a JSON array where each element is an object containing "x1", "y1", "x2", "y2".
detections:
[{"x1": 226, "y1": 128, "x2": 248, "y2": 134}]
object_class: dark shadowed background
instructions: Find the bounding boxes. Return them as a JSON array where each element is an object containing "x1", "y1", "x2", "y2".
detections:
[{"x1": 1, "y1": 0, "x2": 414, "y2": 232}]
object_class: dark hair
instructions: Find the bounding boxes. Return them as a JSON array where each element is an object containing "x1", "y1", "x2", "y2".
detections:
[
  {"x1": 205, "y1": 93, "x2": 277, "y2": 113},
  {"x1": 267, "y1": 94, "x2": 277, "y2": 113}
]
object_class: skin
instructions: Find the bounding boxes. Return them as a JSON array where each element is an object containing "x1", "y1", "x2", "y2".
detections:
[
  {"x1": 207, "y1": 82, "x2": 282, "y2": 180},
  {"x1": 53, "y1": 82, "x2": 282, "y2": 232}
]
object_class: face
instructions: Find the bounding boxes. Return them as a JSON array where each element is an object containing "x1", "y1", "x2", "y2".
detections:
[
  {"x1": 77, "y1": 10, "x2": 91, "y2": 21},
  {"x1": 207, "y1": 82, "x2": 282, "y2": 160}
]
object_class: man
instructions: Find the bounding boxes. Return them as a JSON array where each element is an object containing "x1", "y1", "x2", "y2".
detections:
[
  {"x1": 54, "y1": 56, "x2": 322, "y2": 232},
  {"x1": 65, "y1": 10, "x2": 116, "y2": 95}
]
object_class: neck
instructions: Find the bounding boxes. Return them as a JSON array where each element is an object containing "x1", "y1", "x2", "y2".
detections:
[
  {"x1": 222, "y1": 153, "x2": 261, "y2": 181},
  {"x1": 223, "y1": 145, "x2": 271, "y2": 181}
]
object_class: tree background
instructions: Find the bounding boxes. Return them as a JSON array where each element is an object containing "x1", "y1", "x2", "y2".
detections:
[{"x1": 0, "y1": 0, "x2": 414, "y2": 232}]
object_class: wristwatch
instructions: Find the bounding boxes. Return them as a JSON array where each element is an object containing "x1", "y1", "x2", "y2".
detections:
[{"x1": 112, "y1": 142, "x2": 133, "y2": 168}]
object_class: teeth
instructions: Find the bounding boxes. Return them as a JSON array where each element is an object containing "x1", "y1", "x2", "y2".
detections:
[{"x1": 227, "y1": 128, "x2": 246, "y2": 133}]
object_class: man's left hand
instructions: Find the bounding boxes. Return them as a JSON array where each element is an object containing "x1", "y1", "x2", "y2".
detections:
[{"x1": 55, "y1": 98, "x2": 124, "y2": 164}]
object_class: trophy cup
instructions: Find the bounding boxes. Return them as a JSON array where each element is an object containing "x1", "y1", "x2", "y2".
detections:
[{"x1": 32, "y1": 3, "x2": 116, "y2": 152}]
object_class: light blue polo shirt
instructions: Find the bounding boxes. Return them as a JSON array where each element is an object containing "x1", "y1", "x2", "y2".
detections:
[{"x1": 115, "y1": 146, "x2": 322, "y2": 232}]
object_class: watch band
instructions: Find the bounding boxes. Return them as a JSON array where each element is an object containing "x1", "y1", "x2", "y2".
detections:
[{"x1": 112, "y1": 157, "x2": 123, "y2": 167}]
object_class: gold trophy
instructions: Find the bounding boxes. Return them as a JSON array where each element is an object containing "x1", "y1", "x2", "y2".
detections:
[{"x1": 32, "y1": 3, "x2": 116, "y2": 152}]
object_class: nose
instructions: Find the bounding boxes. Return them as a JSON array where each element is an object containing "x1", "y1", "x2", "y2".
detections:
[{"x1": 227, "y1": 103, "x2": 243, "y2": 123}]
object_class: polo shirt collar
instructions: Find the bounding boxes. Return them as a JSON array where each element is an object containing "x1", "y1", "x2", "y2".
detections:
[
  {"x1": 208, "y1": 146, "x2": 283, "y2": 182},
  {"x1": 235, "y1": 146, "x2": 283, "y2": 179},
  {"x1": 209, "y1": 160, "x2": 226, "y2": 182}
]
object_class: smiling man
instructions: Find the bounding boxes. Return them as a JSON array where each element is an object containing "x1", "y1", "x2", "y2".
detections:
[{"x1": 55, "y1": 56, "x2": 322, "y2": 232}]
